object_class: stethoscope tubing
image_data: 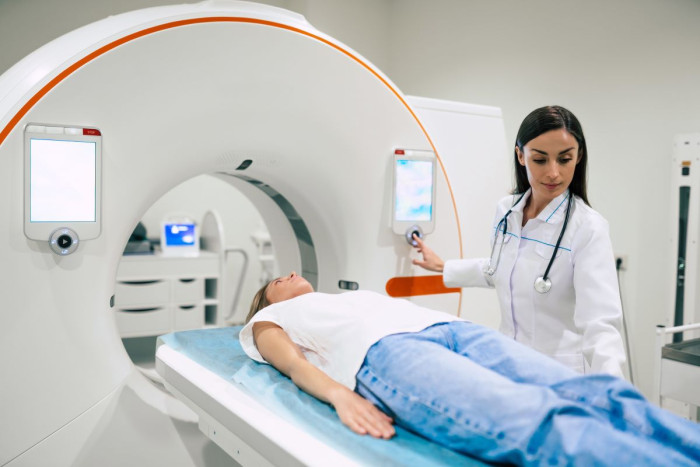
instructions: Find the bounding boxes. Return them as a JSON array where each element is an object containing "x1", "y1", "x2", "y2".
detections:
[
  {"x1": 541, "y1": 194, "x2": 573, "y2": 282},
  {"x1": 486, "y1": 192, "x2": 526, "y2": 276},
  {"x1": 487, "y1": 192, "x2": 573, "y2": 294}
]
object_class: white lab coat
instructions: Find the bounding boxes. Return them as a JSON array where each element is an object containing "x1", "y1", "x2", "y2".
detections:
[{"x1": 444, "y1": 189, "x2": 626, "y2": 377}]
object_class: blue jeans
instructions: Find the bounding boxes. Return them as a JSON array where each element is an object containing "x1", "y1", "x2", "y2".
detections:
[{"x1": 355, "y1": 321, "x2": 700, "y2": 466}]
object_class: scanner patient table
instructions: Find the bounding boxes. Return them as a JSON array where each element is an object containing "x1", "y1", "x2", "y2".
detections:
[{"x1": 156, "y1": 327, "x2": 487, "y2": 466}]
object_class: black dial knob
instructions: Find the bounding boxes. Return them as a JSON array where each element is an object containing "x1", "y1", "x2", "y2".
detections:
[
  {"x1": 49, "y1": 228, "x2": 79, "y2": 255},
  {"x1": 57, "y1": 235, "x2": 73, "y2": 249}
]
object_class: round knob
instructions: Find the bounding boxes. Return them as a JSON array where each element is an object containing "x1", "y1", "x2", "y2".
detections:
[
  {"x1": 57, "y1": 234, "x2": 73, "y2": 249},
  {"x1": 49, "y1": 228, "x2": 79, "y2": 256},
  {"x1": 405, "y1": 225, "x2": 424, "y2": 246}
]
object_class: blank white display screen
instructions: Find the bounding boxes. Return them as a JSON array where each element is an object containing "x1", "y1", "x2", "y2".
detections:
[
  {"x1": 30, "y1": 138, "x2": 96, "y2": 222},
  {"x1": 394, "y1": 159, "x2": 433, "y2": 221}
]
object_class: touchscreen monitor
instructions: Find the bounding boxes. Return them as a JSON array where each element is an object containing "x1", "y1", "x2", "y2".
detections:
[
  {"x1": 161, "y1": 219, "x2": 200, "y2": 256},
  {"x1": 24, "y1": 124, "x2": 102, "y2": 241},
  {"x1": 392, "y1": 150, "x2": 436, "y2": 235}
]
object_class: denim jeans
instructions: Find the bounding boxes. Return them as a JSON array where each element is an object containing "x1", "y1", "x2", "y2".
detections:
[{"x1": 355, "y1": 321, "x2": 700, "y2": 466}]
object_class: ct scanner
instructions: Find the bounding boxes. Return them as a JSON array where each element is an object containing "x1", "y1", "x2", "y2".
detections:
[{"x1": 0, "y1": 1, "x2": 507, "y2": 465}]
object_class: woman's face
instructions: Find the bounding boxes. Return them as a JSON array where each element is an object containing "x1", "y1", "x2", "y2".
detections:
[
  {"x1": 265, "y1": 271, "x2": 314, "y2": 304},
  {"x1": 517, "y1": 129, "x2": 580, "y2": 205}
]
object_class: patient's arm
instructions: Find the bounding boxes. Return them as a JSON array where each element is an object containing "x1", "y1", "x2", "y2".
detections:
[{"x1": 253, "y1": 321, "x2": 395, "y2": 439}]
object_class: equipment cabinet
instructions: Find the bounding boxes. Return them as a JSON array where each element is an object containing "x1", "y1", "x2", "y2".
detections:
[{"x1": 114, "y1": 250, "x2": 221, "y2": 338}]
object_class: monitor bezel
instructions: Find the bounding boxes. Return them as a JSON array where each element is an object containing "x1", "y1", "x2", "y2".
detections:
[
  {"x1": 391, "y1": 151, "x2": 437, "y2": 235},
  {"x1": 23, "y1": 123, "x2": 102, "y2": 241}
]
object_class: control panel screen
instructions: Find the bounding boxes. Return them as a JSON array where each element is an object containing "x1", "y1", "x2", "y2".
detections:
[
  {"x1": 160, "y1": 218, "x2": 199, "y2": 257},
  {"x1": 163, "y1": 223, "x2": 197, "y2": 246},
  {"x1": 29, "y1": 138, "x2": 97, "y2": 222},
  {"x1": 24, "y1": 124, "x2": 102, "y2": 241},
  {"x1": 394, "y1": 159, "x2": 434, "y2": 221}
]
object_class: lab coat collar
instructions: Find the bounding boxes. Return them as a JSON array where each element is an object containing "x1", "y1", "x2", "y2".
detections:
[
  {"x1": 537, "y1": 190, "x2": 571, "y2": 225},
  {"x1": 509, "y1": 189, "x2": 530, "y2": 214},
  {"x1": 510, "y1": 189, "x2": 570, "y2": 224}
]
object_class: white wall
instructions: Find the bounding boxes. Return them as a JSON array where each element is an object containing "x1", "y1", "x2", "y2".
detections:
[
  {"x1": 286, "y1": 0, "x2": 391, "y2": 71},
  {"x1": 3, "y1": 0, "x2": 700, "y2": 397}
]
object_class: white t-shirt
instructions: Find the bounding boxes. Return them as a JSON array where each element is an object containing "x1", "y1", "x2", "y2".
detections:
[{"x1": 239, "y1": 290, "x2": 460, "y2": 389}]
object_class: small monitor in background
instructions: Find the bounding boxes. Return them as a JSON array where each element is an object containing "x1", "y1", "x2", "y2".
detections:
[{"x1": 161, "y1": 218, "x2": 199, "y2": 257}]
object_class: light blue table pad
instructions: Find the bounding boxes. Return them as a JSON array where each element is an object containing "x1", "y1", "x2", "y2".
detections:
[{"x1": 158, "y1": 326, "x2": 488, "y2": 466}]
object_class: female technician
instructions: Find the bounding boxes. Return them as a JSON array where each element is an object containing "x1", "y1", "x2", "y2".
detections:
[{"x1": 413, "y1": 105, "x2": 626, "y2": 377}]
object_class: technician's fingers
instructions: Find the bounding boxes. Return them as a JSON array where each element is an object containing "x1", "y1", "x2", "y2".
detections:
[
  {"x1": 412, "y1": 233, "x2": 425, "y2": 249},
  {"x1": 410, "y1": 238, "x2": 444, "y2": 272},
  {"x1": 411, "y1": 235, "x2": 429, "y2": 266}
]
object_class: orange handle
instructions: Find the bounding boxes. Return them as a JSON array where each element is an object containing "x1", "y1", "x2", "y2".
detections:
[{"x1": 385, "y1": 275, "x2": 460, "y2": 297}]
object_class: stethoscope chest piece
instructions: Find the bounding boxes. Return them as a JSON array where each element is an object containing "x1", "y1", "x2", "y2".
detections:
[{"x1": 534, "y1": 276, "x2": 552, "y2": 294}]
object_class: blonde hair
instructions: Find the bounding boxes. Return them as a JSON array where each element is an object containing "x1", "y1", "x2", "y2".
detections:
[{"x1": 246, "y1": 280, "x2": 274, "y2": 323}]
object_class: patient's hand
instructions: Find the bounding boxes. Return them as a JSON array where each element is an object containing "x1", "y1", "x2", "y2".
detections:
[
  {"x1": 412, "y1": 235, "x2": 445, "y2": 272},
  {"x1": 329, "y1": 388, "x2": 395, "y2": 439},
  {"x1": 255, "y1": 322, "x2": 394, "y2": 439}
]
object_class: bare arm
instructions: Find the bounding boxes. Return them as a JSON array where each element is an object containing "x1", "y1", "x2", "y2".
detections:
[{"x1": 253, "y1": 321, "x2": 395, "y2": 439}]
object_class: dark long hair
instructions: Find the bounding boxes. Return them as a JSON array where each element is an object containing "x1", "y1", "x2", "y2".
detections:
[{"x1": 514, "y1": 105, "x2": 589, "y2": 205}]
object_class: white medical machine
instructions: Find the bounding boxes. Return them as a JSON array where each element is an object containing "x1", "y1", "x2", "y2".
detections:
[
  {"x1": 668, "y1": 133, "x2": 700, "y2": 333},
  {"x1": 0, "y1": 2, "x2": 507, "y2": 465},
  {"x1": 653, "y1": 133, "x2": 700, "y2": 420}
]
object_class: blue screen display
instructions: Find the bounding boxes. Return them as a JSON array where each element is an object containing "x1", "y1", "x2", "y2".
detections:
[
  {"x1": 164, "y1": 223, "x2": 196, "y2": 246},
  {"x1": 394, "y1": 159, "x2": 433, "y2": 221}
]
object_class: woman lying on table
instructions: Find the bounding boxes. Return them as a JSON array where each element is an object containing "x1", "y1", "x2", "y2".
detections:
[{"x1": 239, "y1": 271, "x2": 700, "y2": 466}]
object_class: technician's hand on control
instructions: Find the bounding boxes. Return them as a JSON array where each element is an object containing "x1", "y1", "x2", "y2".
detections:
[
  {"x1": 331, "y1": 388, "x2": 395, "y2": 439},
  {"x1": 412, "y1": 234, "x2": 445, "y2": 272}
]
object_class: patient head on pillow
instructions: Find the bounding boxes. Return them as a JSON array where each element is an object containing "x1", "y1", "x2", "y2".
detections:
[{"x1": 246, "y1": 271, "x2": 314, "y2": 323}]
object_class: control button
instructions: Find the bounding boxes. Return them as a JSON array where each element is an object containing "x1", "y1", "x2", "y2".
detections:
[
  {"x1": 57, "y1": 235, "x2": 73, "y2": 249},
  {"x1": 405, "y1": 224, "x2": 424, "y2": 246},
  {"x1": 682, "y1": 167, "x2": 690, "y2": 176},
  {"x1": 49, "y1": 228, "x2": 79, "y2": 256}
]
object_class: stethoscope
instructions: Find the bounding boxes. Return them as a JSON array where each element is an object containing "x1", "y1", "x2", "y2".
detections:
[{"x1": 486, "y1": 191, "x2": 573, "y2": 294}]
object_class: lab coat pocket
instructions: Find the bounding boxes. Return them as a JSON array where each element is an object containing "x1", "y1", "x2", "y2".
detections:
[
  {"x1": 532, "y1": 240, "x2": 574, "y2": 293},
  {"x1": 533, "y1": 241, "x2": 563, "y2": 261}
]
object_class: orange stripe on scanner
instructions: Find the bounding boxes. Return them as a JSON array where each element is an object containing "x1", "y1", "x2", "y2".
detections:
[{"x1": 385, "y1": 275, "x2": 460, "y2": 297}]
